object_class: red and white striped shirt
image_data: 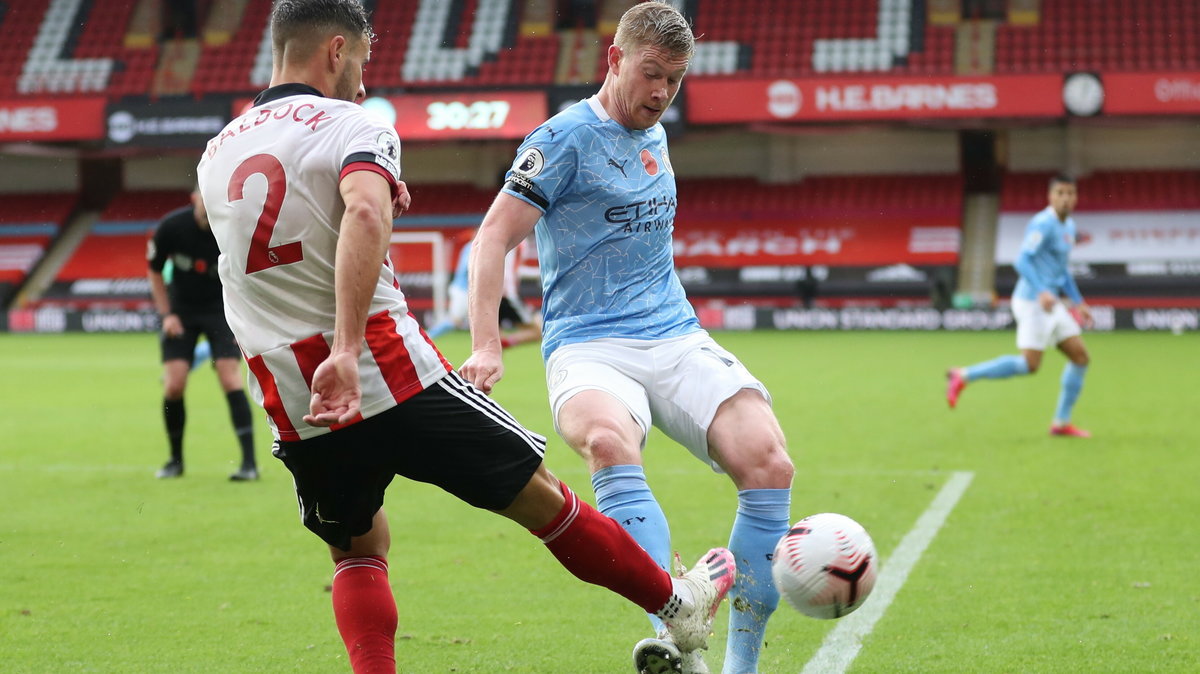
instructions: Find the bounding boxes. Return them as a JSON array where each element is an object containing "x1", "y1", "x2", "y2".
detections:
[{"x1": 198, "y1": 84, "x2": 451, "y2": 441}]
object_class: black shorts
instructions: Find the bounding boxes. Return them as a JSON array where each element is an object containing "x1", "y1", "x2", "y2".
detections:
[
  {"x1": 498, "y1": 296, "x2": 534, "y2": 328},
  {"x1": 160, "y1": 310, "x2": 240, "y2": 362},
  {"x1": 271, "y1": 371, "x2": 546, "y2": 551}
]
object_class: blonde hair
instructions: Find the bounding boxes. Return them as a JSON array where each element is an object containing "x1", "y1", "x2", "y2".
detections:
[{"x1": 614, "y1": 1, "x2": 694, "y2": 60}]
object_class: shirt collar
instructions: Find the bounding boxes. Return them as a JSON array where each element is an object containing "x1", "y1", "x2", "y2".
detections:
[
  {"x1": 253, "y1": 83, "x2": 324, "y2": 106},
  {"x1": 585, "y1": 96, "x2": 609, "y2": 121}
]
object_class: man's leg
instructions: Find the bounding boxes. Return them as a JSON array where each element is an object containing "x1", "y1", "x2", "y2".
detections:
[
  {"x1": 158, "y1": 359, "x2": 190, "y2": 478},
  {"x1": 947, "y1": 350, "x2": 1041, "y2": 408},
  {"x1": 330, "y1": 510, "x2": 396, "y2": 674},
  {"x1": 215, "y1": 358, "x2": 257, "y2": 479},
  {"x1": 558, "y1": 391, "x2": 673, "y2": 631},
  {"x1": 949, "y1": 300, "x2": 1048, "y2": 408},
  {"x1": 708, "y1": 390, "x2": 794, "y2": 674},
  {"x1": 505, "y1": 466, "x2": 735, "y2": 655},
  {"x1": 1051, "y1": 336, "x2": 1091, "y2": 436},
  {"x1": 499, "y1": 322, "x2": 542, "y2": 349}
]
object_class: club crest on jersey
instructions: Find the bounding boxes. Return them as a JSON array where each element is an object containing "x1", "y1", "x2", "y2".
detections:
[
  {"x1": 514, "y1": 147, "x2": 545, "y2": 177},
  {"x1": 661, "y1": 147, "x2": 674, "y2": 176},
  {"x1": 640, "y1": 149, "x2": 659, "y2": 176}
]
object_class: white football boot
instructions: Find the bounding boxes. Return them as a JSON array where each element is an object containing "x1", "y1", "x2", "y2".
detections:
[{"x1": 660, "y1": 548, "x2": 736, "y2": 654}]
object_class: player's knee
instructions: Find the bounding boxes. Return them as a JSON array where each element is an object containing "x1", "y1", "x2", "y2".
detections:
[
  {"x1": 1074, "y1": 352, "x2": 1090, "y2": 367},
  {"x1": 756, "y1": 444, "x2": 794, "y2": 488},
  {"x1": 1024, "y1": 356, "x2": 1041, "y2": 374},
  {"x1": 578, "y1": 425, "x2": 638, "y2": 467},
  {"x1": 727, "y1": 440, "x2": 793, "y2": 490}
]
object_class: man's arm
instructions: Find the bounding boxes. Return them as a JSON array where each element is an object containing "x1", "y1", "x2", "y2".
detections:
[
  {"x1": 148, "y1": 269, "x2": 183, "y2": 337},
  {"x1": 303, "y1": 170, "x2": 398, "y2": 427},
  {"x1": 1061, "y1": 265, "x2": 1092, "y2": 328},
  {"x1": 1013, "y1": 221, "x2": 1055, "y2": 311},
  {"x1": 146, "y1": 225, "x2": 183, "y2": 337},
  {"x1": 459, "y1": 192, "x2": 542, "y2": 394}
]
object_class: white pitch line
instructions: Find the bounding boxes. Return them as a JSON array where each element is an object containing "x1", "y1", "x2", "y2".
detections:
[{"x1": 801, "y1": 470, "x2": 975, "y2": 674}]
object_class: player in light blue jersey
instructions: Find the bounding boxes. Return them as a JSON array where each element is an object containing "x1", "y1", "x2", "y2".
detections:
[
  {"x1": 947, "y1": 175, "x2": 1094, "y2": 437},
  {"x1": 425, "y1": 238, "x2": 473, "y2": 338},
  {"x1": 461, "y1": 3, "x2": 793, "y2": 673}
]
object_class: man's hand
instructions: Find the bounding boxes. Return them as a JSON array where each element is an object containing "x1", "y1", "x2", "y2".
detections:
[
  {"x1": 161, "y1": 313, "x2": 184, "y2": 337},
  {"x1": 392, "y1": 181, "x2": 411, "y2": 219},
  {"x1": 460, "y1": 348, "x2": 505, "y2": 395},
  {"x1": 303, "y1": 351, "x2": 362, "y2": 426},
  {"x1": 1038, "y1": 290, "x2": 1056, "y2": 313},
  {"x1": 1075, "y1": 302, "x2": 1095, "y2": 329}
]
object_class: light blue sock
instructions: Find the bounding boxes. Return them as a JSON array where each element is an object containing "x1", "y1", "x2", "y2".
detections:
[
  {"x1": 191, "y1": 340, "x2": 211, "y2": 370},
  {"x1": 724, "y1": 488, "x2": 791, "y2": 674},
  {"x1": 1054, "y1": 362, "x2": 1087, "y2": 424},
  {"x1": 425, "y1": 320, "x2": 455, "y2": 338},
  {"x1": 964, "y1": 354, "x2": 1030, "y2": 382},
  {"x1": 591, "y1": 465, "x2": 672, "y2": 634}
]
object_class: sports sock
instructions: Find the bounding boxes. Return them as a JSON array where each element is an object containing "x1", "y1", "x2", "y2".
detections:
[
  {"x1": 724, "y1": 488, "x2": 791, "y2": 674},
  {"x1": 530, "y1": 480, "x2": 673, "y2": 615},
  {"x1": 331, "y1": 556, "x2": 396, "y2": 674},
  {"x1": 425, "y1": 320, "x2": 454, "y2": 338},
  {"x1": 163, "y1": 397, "x2": 185, "y2": 463},
  {"x1": 964, "y1": 354, "x2": 1030, "y2": 382},
  {"x1": 225, "y1": 389, "x2": 256, "y2": 467},
  {"x1": 191, "y1": 340, "x2": 211, "y2": 370},
  {"x1": 592, "y1": 465, "x2": 672, "y2": 633},
  {"x1": 1054, "y1": 362, "x2": 1087, "y2": 425}
]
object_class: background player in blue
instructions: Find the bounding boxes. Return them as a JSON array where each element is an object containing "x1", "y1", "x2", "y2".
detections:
[
  {"x1": 946, "y1": 175, "x2": 1094, "y2": 437},
  {"x1": 460, "y1": 3, "x2": 794, "y2": 672}
]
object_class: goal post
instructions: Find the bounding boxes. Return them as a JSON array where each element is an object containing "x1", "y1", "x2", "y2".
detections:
[{"x1": 389, "y1": 230, "x2": 449, "y2": 326}]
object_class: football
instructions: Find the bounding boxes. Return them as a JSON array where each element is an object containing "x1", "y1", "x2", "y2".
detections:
[{"x1": 771, "y1": 512, "x2": 878, "y2": 619}]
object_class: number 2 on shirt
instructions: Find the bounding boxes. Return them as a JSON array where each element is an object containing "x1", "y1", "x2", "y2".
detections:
[{"x1": 228, "y1": 153, "x2": 304, "y2": 274}]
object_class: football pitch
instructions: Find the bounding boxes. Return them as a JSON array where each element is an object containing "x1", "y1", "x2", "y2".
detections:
[{"x1": 1, "y1": 330, "x2": 1196, "y2": 673}]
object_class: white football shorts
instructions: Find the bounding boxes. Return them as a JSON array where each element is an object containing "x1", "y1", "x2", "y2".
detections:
[
  {"x1": 1011, "y1": 296, "x2": 1081, "y2": 351},
  {"x1": 444, "y1": 285, "x2": 469, "y2": 327},
  {"x1": 544, "y1": 331, "x2": 770, "y2": 471}
]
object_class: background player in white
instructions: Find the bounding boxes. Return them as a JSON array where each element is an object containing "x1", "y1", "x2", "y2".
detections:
[
  {"x1": 946, "y1": 174, "x2": 1094, "y2": 437},
  {"x1": 196, "y1": 2, "x2": 733, "y2": 671},
  {"x1": 460, "y1": 3, "x2": 794, "y2": 672}
]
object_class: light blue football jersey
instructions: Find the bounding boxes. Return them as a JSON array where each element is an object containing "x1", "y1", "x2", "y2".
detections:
[
  {"x1": 1013, "y1": 206, "x2": 1084, "y2": 303},
  {"x1": 449, "y1": 242, "x2": 471, "y2": 292},
  {"x1": 501, "y1": 97, "x2": 700, "y2": 360}
]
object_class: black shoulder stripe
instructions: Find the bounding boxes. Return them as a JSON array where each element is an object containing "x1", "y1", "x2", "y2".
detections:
[
  {"x1": 504, "y1": 175, "x2": 549, "y2": 210},
  {"x1": 342, "y1": 152, "x2": 379, "y2": 169}
]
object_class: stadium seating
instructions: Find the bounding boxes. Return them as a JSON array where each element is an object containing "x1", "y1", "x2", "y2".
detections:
[
  {"x1": 0, "y1": 192, "x2": 77, "y2": 307},
  {"x1": 1, "y1": 0, "x2": 1197, "y2": 98},
  {"x1": 677, "y1": 174, "x2": 963, "y2": 218},
  {"x1": 1001, "y1": 170, "x2": 1200, "y2": 212},
  {"x1": 995, "y1": 0, "x2": 1199, "y2": 74},
  {"x1": 45, "y1": 190, "x2": 189, "y2": 309},
  {"x1": 401, "y1": 174, "x2": 965, "y2": 223}
]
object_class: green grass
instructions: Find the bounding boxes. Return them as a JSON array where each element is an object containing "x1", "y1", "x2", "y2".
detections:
[{"x1": 1, "y1": 331, "x2": 1197, "y2": 673}]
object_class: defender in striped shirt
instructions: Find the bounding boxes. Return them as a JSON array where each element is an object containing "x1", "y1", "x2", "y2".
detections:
[{"x1": 196, "y1": 2, "x2": 733, "y2": 672}]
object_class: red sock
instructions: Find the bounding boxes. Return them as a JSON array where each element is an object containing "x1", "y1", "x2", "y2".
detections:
[
  {"x1": 530, "y1": 481, "x2": 673, "y2": 614},
  {"x1": 331, "y1": 556, "x2": 397, "y2": 674}
]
